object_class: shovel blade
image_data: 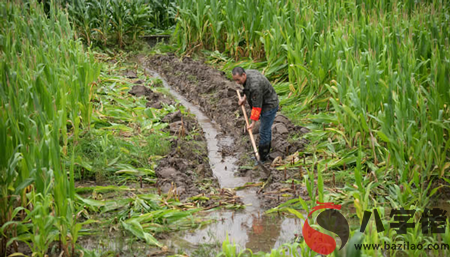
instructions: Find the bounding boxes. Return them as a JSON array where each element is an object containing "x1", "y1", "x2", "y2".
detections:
[{"x1": 256, "y1": 160, "x2": 271, "y2": 175}]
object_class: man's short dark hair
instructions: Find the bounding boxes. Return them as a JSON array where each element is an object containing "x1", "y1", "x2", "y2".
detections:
[{"x1": 232, "y1": 67, "x2": 245, "y2": 76}]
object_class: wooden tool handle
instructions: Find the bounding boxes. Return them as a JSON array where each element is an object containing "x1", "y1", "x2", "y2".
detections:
[{"x1": 237, "y1": 90, "x2": 260, "y2": 161}]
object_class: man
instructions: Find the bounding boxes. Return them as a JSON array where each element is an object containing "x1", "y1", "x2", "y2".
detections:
[{"x1": 232, "y1": 67, "x2": 279, "y2": 162}]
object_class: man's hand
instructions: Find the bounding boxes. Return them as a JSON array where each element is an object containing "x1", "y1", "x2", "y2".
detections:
[
  {"x1": 247, "y1": 120, "x2": 255, "y2": 131},
  {"x1": 238, "y1": 95, "x2": 246, "y2": 106}
]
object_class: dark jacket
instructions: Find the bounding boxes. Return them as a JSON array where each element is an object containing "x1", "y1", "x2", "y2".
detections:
[{"x1": 242, "y1": 69, "x2": 279, "y2": 120}]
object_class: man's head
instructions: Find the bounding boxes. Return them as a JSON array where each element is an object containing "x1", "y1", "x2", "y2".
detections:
[{"x1": 232, "y1": 67, "x2": 246, "y2": 85}]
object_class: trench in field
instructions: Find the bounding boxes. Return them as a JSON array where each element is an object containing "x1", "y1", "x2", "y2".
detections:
[
  {"x1": 74, "y1": 61, "x2": 450, "y2": 256},
  {"x1": 146, "y1": 69, "x2": 302, "y2": 254}
]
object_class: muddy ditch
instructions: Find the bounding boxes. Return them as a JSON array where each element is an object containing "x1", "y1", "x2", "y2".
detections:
[
  {"x1": 78, "y1": 53, "x2": 312, "y2": 255},
  {"x1": 78, "y1": 68, "x2": 247, "y2": 257},
  {"x1": 123, "y1": 53, "x2": 314, "y2": 254},
  {"x1": 128, "y1": 82, "x2": 243, "y2": 207},
  {"x1": 145, "y1": 53, "x2": 310, "y2": 208}
]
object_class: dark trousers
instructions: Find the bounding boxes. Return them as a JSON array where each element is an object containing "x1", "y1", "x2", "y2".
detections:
[{"x1": 259, "y1": 105, "x2": 278, "y2": 161}]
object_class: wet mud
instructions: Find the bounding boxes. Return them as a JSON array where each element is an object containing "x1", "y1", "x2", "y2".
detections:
[
  {"x1": 145, "y1": 54, "x2": 310, "y2": 208},
  {"x1": 139, "y1": 67, "x2": 302, "y2": 255},
  {"x1": 129, "y1": 82, "x2": 241, "y2": 204},
  {"x1": 129, "y1": 84, "x2": 176, "y2": 109},
  {"x1": 125, "y1": 53, "x2": 315, "y2": 256}
]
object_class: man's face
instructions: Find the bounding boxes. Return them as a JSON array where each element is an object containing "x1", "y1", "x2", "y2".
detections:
[{"x1": 233, "y1": 73, "x2": 247, "y2": 85}]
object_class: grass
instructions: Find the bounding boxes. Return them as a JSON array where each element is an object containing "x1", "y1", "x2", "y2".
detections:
[
  {"x1": 68, "y1": 52, "x2": 218, "y2": 254},
  {"x1": 71, "y1": 58, "x2": 173, "y2": 182},
  {"x1": 73, "y1": 122, "x2": 171, "y2": 181},
  {"x1": 215, "y1": 236, "x2": 303, "y2": 257}
]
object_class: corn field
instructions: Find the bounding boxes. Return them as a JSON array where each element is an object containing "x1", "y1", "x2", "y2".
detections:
[
  {"x1": 0, "y1": 1, "x2": 101, "y2": 256},
  {"x1": 174, "y1": 2, "x2": 450, "y2": 255},
  {"x1": 66, "y1": 0, "x2": 176, "y2": 47},
  {"x1": 174, "y1": 0, "x2": 450, "y2": 197},
  {"x1": 69, "y1": 0, "x2": 175, "y2": 48},
  {"x1": 1, "y1": 1, "x2": 208, "y2": 256},
  {"x1": 2, "y1": 0, "x2": 450, "y2": 256}
]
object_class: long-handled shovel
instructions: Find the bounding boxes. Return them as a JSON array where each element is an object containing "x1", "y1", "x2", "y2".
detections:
[{"x1": 236, "y1": 90, "x2": 271, "y2": 179}]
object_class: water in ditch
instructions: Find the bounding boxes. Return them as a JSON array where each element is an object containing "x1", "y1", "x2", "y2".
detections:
[{"x1": 146, "y1": 69, "x2": 302, "y2": 254}]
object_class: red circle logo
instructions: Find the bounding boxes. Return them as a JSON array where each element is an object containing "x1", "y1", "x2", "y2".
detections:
[{"x1": 303, "y1": 201, "x2": 350, "y2": 255}]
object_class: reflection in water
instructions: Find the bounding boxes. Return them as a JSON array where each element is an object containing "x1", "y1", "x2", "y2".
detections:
[
  {"x1": 246, "y1": 213, "x2": 283, "y2": 252},
  {"x1": 179, "y1": 210, "x2": 301, "y2": 253}
]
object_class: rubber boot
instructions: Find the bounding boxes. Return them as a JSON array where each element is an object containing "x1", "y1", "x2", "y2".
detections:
[
  {"x1": 257, "y1": 144, "x2": 271, "y2": 179},
  {"x1": 259, "y1": 144, "x2": 271, "y2": 163}
]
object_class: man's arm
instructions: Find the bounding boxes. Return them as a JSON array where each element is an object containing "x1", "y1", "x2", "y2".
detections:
[
  {"x1": 249, "y1": 90, "x2": 263, "y2": 121},
  {"x1": 248, "y1": 87, "x2": 263, "y2": 130}
]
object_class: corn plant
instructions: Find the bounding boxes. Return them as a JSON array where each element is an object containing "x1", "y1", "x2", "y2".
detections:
[
  {"x1": 174, "y1": 0, "x2": 450, "y2": 205},
  {"x1": 145, "y1": 0, "x2": 177, "y2": 31},
  {"x1": 0, "y1": 0, "x2": 100, "y2": 255},
  {"x1": 68, "y1": 0, "x2": 111, "y2": 46},
  {"x1": 66, "y1": 0, "x2": 176, "y2": 47},
  {"x1": 2, "y1": 192, "x2": 58, "y2": 257},
  {"x1": 174, "y1": 1, "x2": 450, "y2": 254},
  {"x1": 217, "y1": 236, "x2": 303, "y2": 257}
]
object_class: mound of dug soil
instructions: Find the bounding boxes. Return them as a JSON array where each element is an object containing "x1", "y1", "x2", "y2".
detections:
[
  {"x1": 129, "y1": 84, "x2": 175, "y2": 109},
  {"x1": 128, "y1": 83, "x2": 221, "y2": 201}
]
